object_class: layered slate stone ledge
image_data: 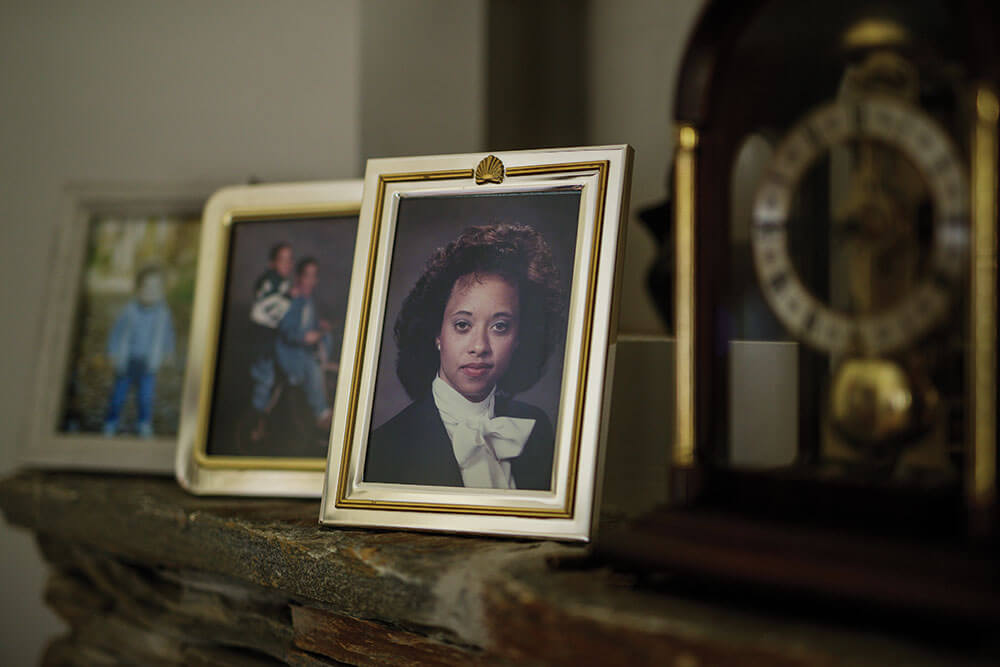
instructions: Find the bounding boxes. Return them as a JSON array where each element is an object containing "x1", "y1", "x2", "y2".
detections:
[{"x1": 0, "y1": 472, "x2": 988, "y2": 666}]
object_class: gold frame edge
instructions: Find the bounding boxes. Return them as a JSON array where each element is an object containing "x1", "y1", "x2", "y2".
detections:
[
  {"x1": 970, "y1": 86, "x2": 999, "y2": 521},
  {"x1": 674, "y1": 125, "x2": 698, "y2": 469}
]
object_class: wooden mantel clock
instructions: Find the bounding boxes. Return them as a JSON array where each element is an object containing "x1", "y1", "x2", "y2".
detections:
[{"x1": 602, "y1": 0, "x2": 1000, "y2": 617}]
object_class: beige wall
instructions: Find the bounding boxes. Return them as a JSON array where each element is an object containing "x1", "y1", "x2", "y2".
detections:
[
  {"x1": 589, "y1": 0, "x2": 705, "y2": 333},
  {"x1": 0, "y1": 1, "x2": 703, "y2": 662},
  {"x1": 361, "y1": 0, "x2": 487, "y2": 162},
  {"x1": 0, "y1": 1, "x2": 365, "y2": 662}
]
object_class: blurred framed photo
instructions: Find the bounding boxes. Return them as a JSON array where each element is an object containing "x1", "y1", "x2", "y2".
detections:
[
  {"x1": 321, "y1": 146, "x2": 633, "y2": 541},
  {"x1": 21, "y1": 183, "x2": 208, "y2": 472},
  {"x1": 176, "y1": 180, "x2": 362, "y2": 497}
]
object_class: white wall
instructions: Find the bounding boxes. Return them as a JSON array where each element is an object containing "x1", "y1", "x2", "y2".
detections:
[
  {"x1": 588, "y1": 0, "x2": 705, "y2": 333},
  {"x1": 361, "y1": 0, "x2": 487, "y2": 162},
  {"x1": 0, "y1": 1, "x2": 364, "y2": 663}
]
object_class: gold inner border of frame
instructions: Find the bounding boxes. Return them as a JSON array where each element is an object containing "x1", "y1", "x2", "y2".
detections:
[
  {"x1": 673, "y1": 126, "x2": 698, "y2": 468},
  {"x1": 335, "y1": 161, "x2": 611, "y2": 517},
  {"x1": 192, "y1": 202, "x2": 361, "y2": 471},
  {"x1": 970, "y1": 86, "x2": 998, "y2": 513}
]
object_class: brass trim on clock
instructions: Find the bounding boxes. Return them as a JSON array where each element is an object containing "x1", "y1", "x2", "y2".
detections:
[
  {"x1": 674, "y1": 125, "x2": 698, "y2": 467},
  {"x1": 970, "y1": 85, "x2": 999, "y2": 518}
]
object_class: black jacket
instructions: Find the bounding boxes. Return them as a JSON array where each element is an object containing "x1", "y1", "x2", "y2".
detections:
[{"x1": 364, "y1": 394, "x2": 554, "y2": 490}]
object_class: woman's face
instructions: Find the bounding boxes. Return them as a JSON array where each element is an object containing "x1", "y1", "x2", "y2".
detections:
[{"x1": 436, "y1": 273, "x2": 520, "y2": 402}]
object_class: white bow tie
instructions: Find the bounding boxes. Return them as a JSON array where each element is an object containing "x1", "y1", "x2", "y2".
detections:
[
  {"x1": 431, "y1": 376, "x2": 535, "y2": 489},
  {"x1": 444, "y1": 414, "x2": 535, "y2": 468}
]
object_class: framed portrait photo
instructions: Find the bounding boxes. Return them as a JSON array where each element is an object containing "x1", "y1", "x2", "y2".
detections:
[
  {"x1": 320, "y1": 146, "x2": 633, "y2": 541},
  {"x1": 176, "y1": 180, "x2": 362, "y2": 497},
  {"x1": 21, "y1": 183, "x2": 208, "y2": 472}
]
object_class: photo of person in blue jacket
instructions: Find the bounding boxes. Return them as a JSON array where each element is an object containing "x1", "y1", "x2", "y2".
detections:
[
  {"x1": 58, "y1": 215, "x2": 198, "y2": 438},
  {"x1": 102, "y1": 266, "x2": 176, "y2": 438},
  {"x1": 276, "y1": 257, "x2": 334, "y2": 431}
]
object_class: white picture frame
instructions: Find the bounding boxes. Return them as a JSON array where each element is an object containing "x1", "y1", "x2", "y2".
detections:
[
  {"x1": 321, "y1": 146, "x2": 633, "y2": 541},
  {"x1": 21, "y1": 183, "x2": 210, "y2": 472},
  {"x1": 176, "y1": 180, "x2": 363, "y2": 497}
]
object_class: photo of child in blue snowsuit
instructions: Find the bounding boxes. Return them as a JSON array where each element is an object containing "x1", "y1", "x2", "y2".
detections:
[{"x1": 103, "y1": 266, "x2": 176, "y2": 438}]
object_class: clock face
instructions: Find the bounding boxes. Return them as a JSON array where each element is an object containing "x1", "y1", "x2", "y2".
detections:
[{"x1": 751, "y1": 97, "x2": 969, "y2": 356}]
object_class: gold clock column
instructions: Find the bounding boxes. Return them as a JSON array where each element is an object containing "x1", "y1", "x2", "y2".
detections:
[
  {"x1": 970, "y1": 86, "x2": 999, "y2": 534},
  {"x1": 674, "y1": 125, "x2": 698, "y2": 472}
]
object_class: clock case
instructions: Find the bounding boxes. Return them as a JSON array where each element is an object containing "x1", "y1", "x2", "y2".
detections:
[{"x1": 602, "y1": 0, "x2": 1000, "y2": 618}]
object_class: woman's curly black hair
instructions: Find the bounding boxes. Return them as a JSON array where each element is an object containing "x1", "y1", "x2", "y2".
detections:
[{"x1": 394, "y1": 223, "x2": 566, "y2": 401}]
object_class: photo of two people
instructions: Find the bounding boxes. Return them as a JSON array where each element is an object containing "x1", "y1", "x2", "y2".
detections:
[{"x1": 205, "y1": 216, "x2": 357, "y2": 459}]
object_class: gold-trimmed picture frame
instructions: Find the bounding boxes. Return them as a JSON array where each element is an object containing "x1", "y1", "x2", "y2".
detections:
[
  {"x1": 21, "y1": 183, "x2": 210, "y2": 473},
  {"x1": 176, "y1": 180, "x2": 362, "y2": 496},
  {"x1": 320, "y1": 146, "x2": 633, "y2": 541}
]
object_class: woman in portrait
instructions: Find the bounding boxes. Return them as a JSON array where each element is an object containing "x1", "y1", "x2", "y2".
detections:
[{"x1": 365, "y1": 223, "x2": 565, "y2": 491}]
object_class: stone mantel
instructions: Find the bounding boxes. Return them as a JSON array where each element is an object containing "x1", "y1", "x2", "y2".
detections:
[{"x1": 0, "y1": 471, "x2": 992, "y2": 666}]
